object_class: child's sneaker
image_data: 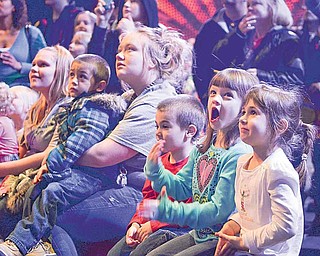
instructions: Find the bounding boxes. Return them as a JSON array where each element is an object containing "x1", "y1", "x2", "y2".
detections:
[
  {"x1": 0, "y1": 240, "x2": 22, "y2": 256},
  {"x1": 26, "y1": 241, "x2": 56, "y2": 256}
]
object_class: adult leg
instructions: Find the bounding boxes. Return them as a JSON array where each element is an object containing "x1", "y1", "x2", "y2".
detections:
[
  {"x1": 57, "y1": 185, "x2": 143, "y2": 242},
  {"x1": 52, "y1": 225, "x2": 78, "y2": 256}
]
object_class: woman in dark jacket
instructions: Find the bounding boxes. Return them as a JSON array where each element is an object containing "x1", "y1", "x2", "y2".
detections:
[
  {"x1": 88, "y1": 0, "x2": 159, "y2": 94},
  {"x1": 213, "y1": 0, "x2": 304, "y2": 86}
]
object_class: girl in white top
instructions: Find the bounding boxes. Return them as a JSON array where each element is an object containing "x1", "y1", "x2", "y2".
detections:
[{"x1": 214, "y1": 84, "x2": 316, "y2": 256}]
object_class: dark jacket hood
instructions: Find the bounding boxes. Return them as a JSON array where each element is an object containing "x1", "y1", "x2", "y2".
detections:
[{"x1": 117, "y1": 0, "x2": 159, "y2": 28}]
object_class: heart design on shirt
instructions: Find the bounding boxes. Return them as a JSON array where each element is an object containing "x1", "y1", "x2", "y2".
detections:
[{"x1": 196, "y1": 155, "x2": 217, "y2": 192}]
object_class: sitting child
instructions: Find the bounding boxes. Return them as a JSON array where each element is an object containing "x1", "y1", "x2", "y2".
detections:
[
  {"x1": 68, "y1": 31, "x2": 92, "y2": 58},
  {"x1": 108, "y1": 94, "x2": 206, "y2": 256},
  {"x1": 0, "y1": 82, "x2": 19, "y2": 163},
  {"x1": 214, "y1": 84, "x2": 316, "y2": 256},
  {"x1": 0, "y1": 54, "x2": 127, "y2": 255}
]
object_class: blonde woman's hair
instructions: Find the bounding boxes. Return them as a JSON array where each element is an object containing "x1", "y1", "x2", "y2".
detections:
[
  {"x1": 268, "y1": 0, "x2": 293, "y2": 27},
  {"x1": 126, "y1": 24, "x2": 193, "y2": 92},
  {"x1": 28, "y1": 45, "x2": 74, "y2": 126},
  {"x1": 245, "y1": 84, "x2": 317, "y2": 185},
  {"x1": 199, "y1": 68, "x2": 259, "y2": 153}
]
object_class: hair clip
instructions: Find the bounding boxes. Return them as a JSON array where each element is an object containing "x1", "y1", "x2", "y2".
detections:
[{"x1": 301, "y1": 153, "x2": 308, "y2": 161}]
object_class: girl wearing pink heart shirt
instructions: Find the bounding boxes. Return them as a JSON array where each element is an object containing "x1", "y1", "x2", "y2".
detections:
[{"x1": 141, "y1": 68, "x2": 258, "y2": 256}]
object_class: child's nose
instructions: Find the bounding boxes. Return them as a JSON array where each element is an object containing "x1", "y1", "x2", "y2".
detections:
[
  {"x1": 156, "y1": 131, "x2": 163, "y2": 141},
  {"x1": 240, "y1": 116, "x2": 247, "y2": 124},
  {"x1": 71, "y1": 76, "x2": 78, "y2": 85},
  {"x1": 210, "y1": 95, "x2": 222, "y2": 105}
]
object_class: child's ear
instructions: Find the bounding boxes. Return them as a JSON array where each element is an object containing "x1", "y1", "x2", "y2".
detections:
[
  {"x1": 278, "y1": 119, "x2": 289, "y2": 134},
  {"x1": 96, "y1": 80, "x2": 107, "y2": 92},
  {"x1": 186, "y1": 124, "x2": 197, "y2": 138}
]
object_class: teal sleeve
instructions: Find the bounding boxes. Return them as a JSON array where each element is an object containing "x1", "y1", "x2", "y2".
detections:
[
  {"x1": 144, "y1": 148, "x2": 197, "y2": 201},
  {"x1": 156, "y1": 149, "x2": 242, "y2": 229}
]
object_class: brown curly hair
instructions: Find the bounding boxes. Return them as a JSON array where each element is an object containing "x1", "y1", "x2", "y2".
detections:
[{"x1": 11, "y1": 0, "x2": 28, "y2": 30}]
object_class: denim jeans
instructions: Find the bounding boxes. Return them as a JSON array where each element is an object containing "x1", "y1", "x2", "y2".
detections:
[
  {"x1": 108, "y1": 228, "x2": 189, "y2": 256},
  {"x1": 7, "y1": 169, "x2": 103, "y2": 255},
  {"x1": 57, "y1": 185, "x2": 143, "y2": 242},
  {"x1": 146, "y1": 233, "x2": 218, "y2": 256},
  {"x1": 52, "y1": 225, "x2": 78, "y2": 256}
]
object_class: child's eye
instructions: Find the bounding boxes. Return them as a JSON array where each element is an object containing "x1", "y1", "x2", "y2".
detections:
[
  {"x1": 224, "y1": 92, "x2": 234, "y2": 98},
  {"x1": 80, "y1": 74, "x2": 88, "y2": 79},
  {"x1": 209, "y1": 90, "x2": 216, "y2": 96},
  {"x1": 241, "y1": 110, "x2": 246, "y2": 116},
  {"x1": 69, "y1": 72, "x2": 75, "y2": 77},
  {"x1": 250, "y1": 110, "x2": 257, "y2": 115}
]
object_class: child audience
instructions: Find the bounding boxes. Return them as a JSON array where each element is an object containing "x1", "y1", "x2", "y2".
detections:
[
  {"x1": 7, "y1": 86, "x2": 39, "y2": 139},
  {"x1": 74, "y1": 10, "x2": 96, "y2": 35},
  {"x1": 68, "y1": 31, "x2": 92, "y2": 58},
  {"x1": 214, "y1": 84, "x2": 316, "y2": 255},
  {"x1": 0, "y1": 53, "x2": 127, "y2": 255},
  {"x1": 108, "y1": 95, "x2": 206, "y2": 256},
  {"x1": 0, "y1": 83, "x2": 19, "y2": 163},
  {"x1": 140, "y1": 68, "x2": 258, "y2": 256}
]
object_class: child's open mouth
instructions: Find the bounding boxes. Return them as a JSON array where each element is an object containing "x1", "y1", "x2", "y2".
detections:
[{"x1": 211, "y1": 107, "x2": 220, "y2": 122}]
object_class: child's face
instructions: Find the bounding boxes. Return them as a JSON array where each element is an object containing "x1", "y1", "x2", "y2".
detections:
[
  {"x1": 239, "y1": 99, "x2": 272, "y2": 148},
  {"x1": 69, "y1": 35, "x2": 87, "y2": 58},
  {"x1": 74, "y1": 13, "x2": 94, "y2": 34},
  {"x1": 207, "y1": 85, "x2": 242, "y2": 132},
  {"x1": 29, "y1": 49, "x2": 57, "y2": 95},
  {"x1": 116, "y1": 32, "x2": 146, "y2": 85},
  {"x1": 68, "y1": 61, "x2": 95, "y2": 97},
  {"x1": 155, "y1": 110, "x2": 187, "y2": 154}
]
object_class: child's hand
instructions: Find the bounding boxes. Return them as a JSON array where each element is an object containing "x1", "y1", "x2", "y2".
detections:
[
  {"x1": 33, "y1": 164, "x2": 49, "y2": 184},
  {"x1": 214, "y1": 220, "x2": 242, "y2": 256},
  {"x1": 126, "y1": 223, "x2": 140, "y2": 247},
  {"x1": 137, "y1": 198, "x2": 159, "y2": 219},
  {"x1": 147, "y1": 140, "x2": 165, "y2": 165},
  {"x1": 214, "y1": 232, "x2": 247, "y2": 256},
  {"x1": 136, "y1": 221, "x2": 153, "y2": 242},
  {"x1": 137, "y1": 186, "x2": 167, "y2": 219}
]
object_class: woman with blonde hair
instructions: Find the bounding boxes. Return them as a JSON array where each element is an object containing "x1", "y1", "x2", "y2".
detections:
[
  {"x1": 213, "y1": 0, "x2": 304, "y2": 86},
  {"x1": 0, "y1": 45, "x2": 73, "y2": 240}
]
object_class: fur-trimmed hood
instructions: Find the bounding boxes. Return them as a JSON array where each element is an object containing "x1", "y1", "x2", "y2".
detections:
[{"x1": 70, "y1": 92, "x2": 129, "y2": 116}]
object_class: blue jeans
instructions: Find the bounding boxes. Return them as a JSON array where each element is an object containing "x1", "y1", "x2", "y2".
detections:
[
  {"x1": 57, "y1": 185, "x2": 143, "y2": 242},
  {"x1": 7, "y1": 169, "x2": 103, "y2": 255},
  {"x1": 146, "y1": 233, "x2": 218, "y2": 256},
  {"x1": 108, "y1": 228, "x2": 189, "y2": 256}
]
